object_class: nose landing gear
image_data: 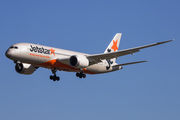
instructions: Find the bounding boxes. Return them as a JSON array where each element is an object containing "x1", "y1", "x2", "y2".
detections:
[{"x1": 50, "y1": 69, "x2": 60, "y2": 81}]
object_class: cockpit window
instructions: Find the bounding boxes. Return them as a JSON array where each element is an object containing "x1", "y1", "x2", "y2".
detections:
[{"x1": 9, "y1": 46, "x2": 18, "y2": 49}]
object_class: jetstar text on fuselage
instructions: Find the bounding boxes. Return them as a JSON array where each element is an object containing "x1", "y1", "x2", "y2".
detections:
[{"x1": 30, "y1": 45, "x2": 51, "y2": 55}]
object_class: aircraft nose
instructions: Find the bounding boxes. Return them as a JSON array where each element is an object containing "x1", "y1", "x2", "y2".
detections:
[{"x1": 5, "y1": 49, "x2": 12, "y2": 58}]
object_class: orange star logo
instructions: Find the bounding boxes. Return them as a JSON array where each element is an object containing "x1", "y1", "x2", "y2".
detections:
[
  {"x1": 111, "y1": 39, "x2": 118, "y2": 51},
  {"x1": 49, "y1": 48, "x2": 55, "y2": 56}
]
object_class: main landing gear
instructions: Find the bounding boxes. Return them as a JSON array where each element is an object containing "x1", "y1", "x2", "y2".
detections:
[
  {"x1": 49, "y1": 69, "x2": 86, "y2": 80},
  {"x1": 76, "y1": 71, "x2": 86, "y2": 78},
  {"x1": 50, "y1": 69, "x2": 60, "y2": 81}
]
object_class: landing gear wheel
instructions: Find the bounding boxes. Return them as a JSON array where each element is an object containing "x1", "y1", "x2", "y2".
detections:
[
  {"x1": 76, "y1": 73, "x2": 80, "y2": 77},
  {"x1": 50, "y1": 75, "x2": 53, "y2": 80},
  {"x1": 50, "y1": 69, "x2": 60, "y2": 81},
  {"x1": 83, "y1": 74, "x2": 86, "y2": 78},
  {"x1": 51, "y1": 76, "x2": 60, "y2": 81},
  {"x1": 56, "y1": 77, "x2": 60, "y2": 81},
  {"x1": 79, "y1": 75, "x2": 82, "y2": 78},
  {"x1": 53, "y1": 78, "x2": 56, "y2": 81},
  {"x1": 76, "y1": 72, "x2": 86, "y2": 79}
]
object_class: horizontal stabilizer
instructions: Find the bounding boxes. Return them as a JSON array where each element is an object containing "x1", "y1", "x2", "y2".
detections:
[{"x1": 113, "y1": 60, "x2": 148, "y2": 67}]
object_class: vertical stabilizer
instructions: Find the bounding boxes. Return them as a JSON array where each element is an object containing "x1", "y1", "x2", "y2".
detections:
[
  {"x1": 104, "y1": 33, "x2": 122, "y2": 53},
  {"x1": 104, "y1": 33, "x2": 122, "y2": 65}
]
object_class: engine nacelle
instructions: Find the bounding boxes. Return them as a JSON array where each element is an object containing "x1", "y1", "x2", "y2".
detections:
[
  {"x1": 69, "y1": 55, "x2": 89, "y2": 68},
  {"x1": 15, "y1": 63, "x2": 35, "y2": 75}
]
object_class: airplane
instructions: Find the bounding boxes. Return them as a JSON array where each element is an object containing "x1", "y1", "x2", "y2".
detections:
[{"x1": 5, "y1": 33, "x2": 173, "y2": 81}]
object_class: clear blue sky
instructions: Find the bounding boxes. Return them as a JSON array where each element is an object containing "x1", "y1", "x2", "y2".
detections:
[{"x1": 0, "y1": 0, "x2": 180, "y2": 120}]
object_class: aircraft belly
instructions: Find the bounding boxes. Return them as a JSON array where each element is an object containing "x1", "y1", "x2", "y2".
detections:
[
  {"x1": 86, "y1": 64, "x2": 121, "y2": 74},
  {"x1": 86, "y1": 64, "x2": 109, "y2": 74},
  {"x1": 14, "y1": 49, "x2": 120, "y2": 75}
]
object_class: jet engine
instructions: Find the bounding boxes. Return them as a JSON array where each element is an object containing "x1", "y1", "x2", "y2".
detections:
[
  {"x1": 69, "y1": 55, "x2": 89, "y2": 68},
  {"x1": 15, "y1": 63, "x2": 35, "y2": 75}
]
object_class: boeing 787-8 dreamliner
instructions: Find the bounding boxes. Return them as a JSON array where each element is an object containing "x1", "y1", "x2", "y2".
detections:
[{"x1": 5, "y1": 33, "x2": 173, "y2": 81}]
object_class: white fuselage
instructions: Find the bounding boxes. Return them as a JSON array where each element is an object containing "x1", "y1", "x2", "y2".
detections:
[{"x1": 5, "y1": 43, "x2": 121, "y2": 74}]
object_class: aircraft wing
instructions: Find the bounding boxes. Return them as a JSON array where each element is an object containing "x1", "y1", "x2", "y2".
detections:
[
  {"x1": 56, "y1": 57, "x2": 70, "y2": 65},
  {"x1": 87, "y1": 39, "x2": 173, "y2": 64}
]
